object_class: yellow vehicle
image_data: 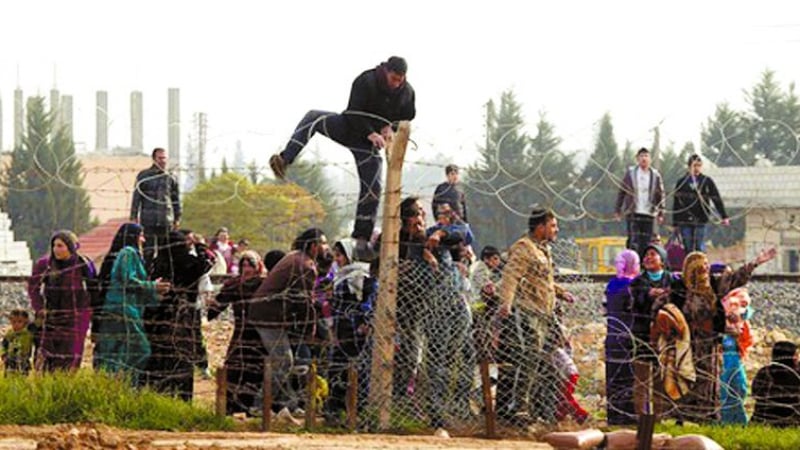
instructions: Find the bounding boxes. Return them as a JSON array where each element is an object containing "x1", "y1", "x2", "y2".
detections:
[{"x1": 574, "y1": 236, "x2": 628, "y2": 273}]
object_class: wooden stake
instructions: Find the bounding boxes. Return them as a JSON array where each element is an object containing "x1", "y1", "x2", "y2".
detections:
[
  {"x1": 347, "y1": 361, "x2": 358, "y2": 431},
  {"x1": 367, "y1": 121, "x2": 411, "y2": 430},
  {"x1": 479, "y1": 360, "x2": 496, "y2": 438},
  {"x1": 262, "y1": 358, "x2": 272, "y2": 432},
  {"x1": 215, "y1": 365, "x2": 227, "y2": 417}
]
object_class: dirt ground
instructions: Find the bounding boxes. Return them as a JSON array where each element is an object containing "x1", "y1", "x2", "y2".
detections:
[{"x1": 0, "y1": 424, "x2": 554, "y2": 449}]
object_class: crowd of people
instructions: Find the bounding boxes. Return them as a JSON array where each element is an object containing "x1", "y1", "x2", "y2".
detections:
[{"x1": 5, "y1": 55, "x2": 800, "y2": 436}]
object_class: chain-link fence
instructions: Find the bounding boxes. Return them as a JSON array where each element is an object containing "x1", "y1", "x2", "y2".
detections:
[{"x1": 3, "y1": 239, "x2": 798, "y2": 436}]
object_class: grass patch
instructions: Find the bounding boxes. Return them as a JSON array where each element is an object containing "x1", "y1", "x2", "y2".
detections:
[
  {"x1": 0, "y1": 370, "x2": 233, "y2": 431},
  {"x1": 654, "y1": 422, "x2": 800, "y2": 450}
]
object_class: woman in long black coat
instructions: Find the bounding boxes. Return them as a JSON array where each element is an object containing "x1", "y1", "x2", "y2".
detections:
[
  {"x1": 144, "y1": 230, "x2": 213, "y2": 401},
  {"x1": 208, "y1": 250, "x2": 266, "y2": 414}
]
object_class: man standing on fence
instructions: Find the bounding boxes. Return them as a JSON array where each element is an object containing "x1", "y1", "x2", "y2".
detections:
[
  {"x1": 130, "y1": 147, "x2": 181, "y2": 270},
  {"x1": 614, "y1": 147, "x2": 665, "y2": 259},
  {"x1": 268, "y1": 56, "x2": 416, "y2": 261},
  {"x1": 495, "y1": 208, "x2": 573, "y2": 425}
]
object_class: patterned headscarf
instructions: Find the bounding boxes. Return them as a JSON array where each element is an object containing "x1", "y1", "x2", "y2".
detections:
[
  {"x1": 682, "y1": 252, "x2": 712, "y2": 293},
  {"x1": 238, "y1": 250, "x2": 265, "y2": 277},
  {"x1": 682, "y1": 251, "x2": 715, "y2": 310},
  {"x1": 614, "y1": 249, "x2": 640, "y2": 279}
]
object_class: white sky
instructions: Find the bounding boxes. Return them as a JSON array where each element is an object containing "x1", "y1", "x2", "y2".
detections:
[{"x1": 2, "y1": 0, "x2": 799, "y2": 171}]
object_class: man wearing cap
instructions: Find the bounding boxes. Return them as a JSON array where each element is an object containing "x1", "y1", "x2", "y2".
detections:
[
  {"x1": 432, "y1": 164, "x2": 468, "y2": 222},
  {"x1": 268, "y1": 56, "x2": 416, "y2": 261},
  {"x1": 614, "y1": 147, "x2": 665, "y2": 259}
]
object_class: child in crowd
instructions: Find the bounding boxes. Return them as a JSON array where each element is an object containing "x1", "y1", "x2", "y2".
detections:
[
  {"x1": 2, "y1": 309, "x2": 35, "y2": 374},
  {"x1": 552, "y1": 318, "x2": 589, "y2": 424},
  {"x1": 720, "y1": 287, "x2": 754, "y2": 424}
]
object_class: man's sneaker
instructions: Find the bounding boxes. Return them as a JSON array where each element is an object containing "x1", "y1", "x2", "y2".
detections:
[
  {"x1": 269, "y1": 154, "x2": 287, "y2": 180},
  {"x1": 352, "y1": 238, "x2": 376, "y2": 262}
]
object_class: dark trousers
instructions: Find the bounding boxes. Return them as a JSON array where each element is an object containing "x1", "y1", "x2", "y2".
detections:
[
  {"x1": 280, "y1": 110, "x2": 381, "y2": 240},
  {"x1": 626, "y1": 214, "x2": 656, "y2": 259},
  {"x1": 142, "y1": 226, "x2": 170, "y2": 274}
]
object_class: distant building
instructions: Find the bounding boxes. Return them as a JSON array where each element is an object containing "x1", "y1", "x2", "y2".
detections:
[
  {"x1": 79, "y1": 154, "x2": 151, "y2": 224},
  {"x1": 0, "y1": 210, "x2": 32, "y2": 275},
  {"x1": 705, "y1": 162, "x2": 800, "y2": 273}
]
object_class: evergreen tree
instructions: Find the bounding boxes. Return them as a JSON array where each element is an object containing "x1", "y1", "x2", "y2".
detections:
[
  {"x1": 0, "y1": 96, "x2": 91, "y2": 256},
  {"x1": 247, "y1": 159, "x2": 260, "y2": 184},
  {"x1": 579, "y1": 112, "x2": 622, "y2": 236},
  {"x1": 527, "y1": 112, "x2": 580, "y2": 234},
  {"x1": 747, "y1": 70, "x2": 800, "y2": 165},
  {"x1": 221, "y1": 157, "x2": 229, "y2": 174},
  {"x1": 467, "y1": 91, "x2": 533, "y2": 249},
  {"x1": 290, "y1": 159, "x2": 349, "y2": 238},
  {"x1": 701, "y1": 103, "x2": 753, "y2": 166}
]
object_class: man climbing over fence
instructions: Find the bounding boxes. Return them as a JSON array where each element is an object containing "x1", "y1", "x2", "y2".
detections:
[{"x1": 269, "y1": 56, "x2": 416, "y2": 261}]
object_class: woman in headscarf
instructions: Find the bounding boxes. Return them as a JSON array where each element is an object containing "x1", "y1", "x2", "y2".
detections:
[
  {"x1": 144, "y1": 230, "x2": 213, "y2": 401},
  {"x1": 28, "y1": 230, "x2": 94, "y2": 371},
  {"x1": 629, "y1": 244, "x2": 679, "y2": 420},
  {"x1": 603, "y1": 249, "x2": 640, "y2": 425},
  {"x1": 671, "y1": 247, "x2": 775, "y2": 424},
  {"x1": 208, "y1": 250, "x2": 267, "y2": 415},
  {"x1": 93, "y1": 223, "x2": 170, "y2": 383}
]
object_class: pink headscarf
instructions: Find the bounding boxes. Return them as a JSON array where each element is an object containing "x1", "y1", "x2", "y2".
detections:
[{"x1": 615, "y1": 249, "x2": 641, "y2": 279}]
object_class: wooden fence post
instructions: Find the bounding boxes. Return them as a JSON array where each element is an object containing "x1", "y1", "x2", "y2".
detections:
[
  {"x1": 215, "y1": 365, "x2": 227, "y2": 418},
  {"x1": 367, "y1": 121, "x2": 411, "y2": 430},
  {"x1": 262, "y1": 358, "x2": 272, "y2": 432},
  {"x1": 479, "y1": 360, "x2": 496, "y2": 438},
  {"x1": 347, "y1": 361, "x2": 358, "y2": 431}
]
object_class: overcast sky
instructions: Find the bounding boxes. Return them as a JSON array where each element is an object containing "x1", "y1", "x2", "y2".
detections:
[{"x1": 2, "y1": 0, "x2": 799, "y2": 172}]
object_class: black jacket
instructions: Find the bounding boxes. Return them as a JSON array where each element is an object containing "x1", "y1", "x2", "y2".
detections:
[
  {"x1": 344, "y1": 66, "x2": 416, "y2": 143},
  {"x1": 130, "y1": 164, "x2": 181, "y2": 230},
  {"x1": 672, "y1": 173, "x2": 727, "y2": 226}
]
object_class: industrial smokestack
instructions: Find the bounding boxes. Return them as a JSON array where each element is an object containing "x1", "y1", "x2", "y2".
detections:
[
  {"x1": 14, "y1": 88, "x2": 23, "y2": 148},
  {"x1": 168, "y1": 88, "x2": 180, "y2": 172},
  {"x1": 96, "y1": 91, "x2": 108, "y2": 152},
  {"x1": 60, "y1": 95, "x2": 73, "y2": 140},
  {"x1": 130, "y1": 91, "x2": 143, "y2": 152},
  {"x1": 50, "y1": 88, "x2": 61, "y2": 134}
]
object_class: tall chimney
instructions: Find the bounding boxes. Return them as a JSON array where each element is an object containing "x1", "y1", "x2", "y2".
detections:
[
  {"x1": 50, "y1": 88, "x2": 61, "y2": 134},
  {"x1": 168, "y1": 88, "x2": 180, "y2": 172},
  {"x1": 14, "y1": 88, "x2": 23, "y2": 148},
  {"x1": 95, "y1": 91, "x2": 108, "y2": 152},
  {"x1": 130, "y1": 91, "x2": 143, "y2": 152},
  {"x1": 60, "y1": 95, "x2": 73, "y2": 140}
]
